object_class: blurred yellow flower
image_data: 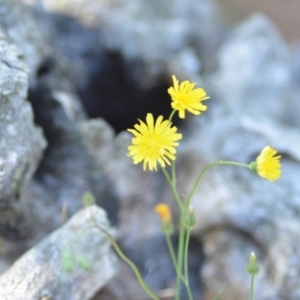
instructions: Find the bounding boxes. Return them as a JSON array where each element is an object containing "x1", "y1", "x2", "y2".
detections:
[
  {"x1": 154, "y1": 203, "x2": 172, "y2": 223},
  {"x1": 127, "y1": 113, "x2": 182, "y2": 171},
  {"x1": 255, "y1": 146, "x2": 281, "y2": 181},
  {"x1": 167, "y1": 75, "x2": 210, "y2": 119}
]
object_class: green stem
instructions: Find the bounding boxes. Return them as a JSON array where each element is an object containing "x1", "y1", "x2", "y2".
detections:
[
  {"x1": 175, "y1": 212, "x2": 185, "y2": 300},
  {"x1": 165, "y1": 233, "x2": 184, "y2": 282},
  {"x1": 161, "y1": 167, "x2": 184, "y2": 211},
  {"x1": 185, "y1": 161, "x2": 250, "y2": 209},
  {"x1": 250, "y1": 275, "x2": 255, "y2": 300},
  {"x1": 171, "y1": 160, "x2": 176, "y2": 187},
  {"x1": 183, "y1": 228, "x2": 193, "y2": 300},
  {"x1": 94, "y1": 223, "x2": 159, "y2": 300},
  {"x1": 169, "y1": 109, "x2": 176, "y2": 122}
]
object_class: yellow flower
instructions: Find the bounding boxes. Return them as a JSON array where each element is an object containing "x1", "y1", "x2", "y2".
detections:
[
  {"x1": 255, "y1": 146, "x2": 281, "y2": 181},
  {"x1": 127, "y1": 113, "x2": 182, "y2": 171},
  {"x1": 154, "y1": 203, "x2": 172, "y2": 223},
  {"x1": 167, "y1": 75, "x2": 210, "y2": 119}
]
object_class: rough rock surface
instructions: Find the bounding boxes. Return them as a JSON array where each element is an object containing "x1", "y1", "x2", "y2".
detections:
[
  {"x1": 0, "y1": 0, "x2": 51, "y2": 84},
  {"x1": 210, "y1": 13, "x2": 291, "y2": 122},
  {"x1": 30, "y1": 0, "x2": 221, "y2": 76},
  {"x1": 0, "y1": 0, "x2": 118, "y2": 276},
  {"x1": 80, "y1": 13, "x2": 300, "y2": 300},
  {"x1": 0, "y1": 205, "x2": 117, "y2": 300},
  {"x1": 1, "y1": 0, "x2": 300, "y2": 299},
  {"x1": 0, "y1": 29, "x2": 46, "y2": 223},
  {"x1": 175, "y1": 15, "x2": 300, "y2": 300}
]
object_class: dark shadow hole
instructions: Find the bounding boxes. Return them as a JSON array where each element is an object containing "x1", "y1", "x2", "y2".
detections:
[
  {"x1": 36, "y1": 57, "x2": 54, "y2": 78},
  {"x1": 77, "y1": 51, "x2": 182, "y2": 133}
]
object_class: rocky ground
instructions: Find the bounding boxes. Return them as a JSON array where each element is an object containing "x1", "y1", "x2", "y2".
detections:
[{"x1": 0, "y1": 0, "x2": 300, "y2": 299}]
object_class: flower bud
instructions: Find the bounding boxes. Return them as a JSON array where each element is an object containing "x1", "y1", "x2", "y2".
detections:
[
  {"x1": 154, "y1": 203, "x2": 174, "y2": 235},
  {"x1": 82, "y1": 192, "x2": 95, "y2": 207},
  {"x1": 184, "y1": 206, "x2": 196, "y2": 229},
  {"x1": 246, "y1": 252, "x2": 260, "y2": 276}
]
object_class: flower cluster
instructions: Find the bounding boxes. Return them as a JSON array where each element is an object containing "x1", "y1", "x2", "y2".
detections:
[
  {"x1": 125, "y1": 74, "x2": 282, "y2": 300},
  {"x1": 127, "y1": 74, "x2": 282, "y2": 181},
  {"x1": 127, "y1": 75, "x2": 208, "y2": 171}
]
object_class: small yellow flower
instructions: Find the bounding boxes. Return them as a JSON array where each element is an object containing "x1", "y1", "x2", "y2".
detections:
[
  {"x1": 167, "y1": 75, "x2": 210, "y2": 119},
  {"x1": 127, "y1": 113, "x2": 182, "y2": 171},
  {"x1": 255, "y1": 146, "x2": 281, "y2": 181},
  {"x1": 154, "y1": 203, "x2": 172, "y2": 223}
]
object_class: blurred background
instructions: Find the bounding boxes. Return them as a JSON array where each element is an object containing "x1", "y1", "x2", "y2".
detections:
[
  {"x1": 23, "y1": 0, "x2": 300, "y2": 42},
  {"x1": 1, "y1": 0, "x2": 300, "y2": 299},
  {"x1": 216, "y1": 0, "x2": 300, "y2": 42}
]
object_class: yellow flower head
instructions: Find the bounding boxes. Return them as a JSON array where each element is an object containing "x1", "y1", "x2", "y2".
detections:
[
  {"x1": 255, "y1": 146, "x2": 281, "y2": 181},
  {"x1": 127, "y1": 113, "x2": 182, "y2": 171},
  {"x1": 167, "y1": 75, "x2": 210, "y2": 119},
  {"x1": 154, "y1": 203, "x2": 172, "y2": 223}
]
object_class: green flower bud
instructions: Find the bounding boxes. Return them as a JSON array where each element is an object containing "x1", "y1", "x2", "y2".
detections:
[
  {"x1": 162, "y1": 221, "x2": 174, "y2": 235},
  {"x1": 82, "y1": 192, "x2": 95, "y2": 207},
  {"x1": 184, "y1": 206, "x2": 196, "y2": 229},
  {"x1": 246, "y1": 252, "x2": 260, "y2": 276}
]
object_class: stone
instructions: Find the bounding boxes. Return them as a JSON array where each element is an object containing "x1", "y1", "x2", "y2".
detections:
[
  {"x1": 0, "y1": 1, "x2": 118, "y2": 276},
  {"x1": 0, "y1": 28, "x2": 46, "y2": 214},
  {"x1": 0, "y1": 205, "x2": 117, "y2": 300},
  {"x1": 0, "y1": 0, "x2": 52, "y2": 84},
  {"x1": 210, "y1": 13, "x2": 291, "y2": 122},
  {"x1": 172, "y1": 14, "x2": 300, "y2": 300},
  {"x1": 28, "y1": 0, "x2": 221, "y2": 75}
]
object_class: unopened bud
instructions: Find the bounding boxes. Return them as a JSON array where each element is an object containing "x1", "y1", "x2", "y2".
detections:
[
  {"x1": 154, "y1": 203, "x2": 173, "y2": 235},
  {"x1": 82, "y1": 192, "x2": 95, "y2": 207},
  {"x1": 246, "y1": 252, "x2": 260, "y2": 276},
  {"x1": 184, "y1": 206, "x2": 196, "y2": 229}
]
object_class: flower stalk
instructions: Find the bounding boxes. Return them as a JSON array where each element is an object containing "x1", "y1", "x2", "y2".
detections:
[{"x1": 124, "y1": 75, "x2": 281, "y2": 300}]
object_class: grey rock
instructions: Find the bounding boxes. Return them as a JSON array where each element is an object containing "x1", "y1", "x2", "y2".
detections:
[
  {"x1": 0, "y1": 0, "x2": 51, "y2": 84},
  {"x1": 178, "y1": 114, "x2": 300, "y2": 299},
  {"x1": 289, "y1": 43, "x2": 300, "y2": 127},
  {"x1": 33, "y1": 0, "x2": 220, "y2": 76},
  {"x1": 76, "y1": 12, "x2": 300, "y2": 299},
  {"x1": 0, "y1": 1, "x2": 118, "y2": 276},
  {"x1": 172, "y1": 15, "x2": 300, "y2": 300},
  {"x1": 0, "y1": 205, "x2": 117, "y2": 300},
  {"x1": 78, "y1": 118, "x2": 164, "y2": 245},
  {"x1": 0, "y1": 30, "x2": 46, "y2": 209},
  {"x1": 1, "y1": 1, "x2": 299, "y2": 299},
  {"x1": 210, "y1": 13, "x2": 291, "y2": 122}
]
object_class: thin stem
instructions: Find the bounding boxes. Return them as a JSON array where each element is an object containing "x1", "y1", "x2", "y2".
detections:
[
  {"x1": 171, "y1": 161, "x2": 176, "y2": 187},
  {"x1": 169, "y1": 109, "x2": 176, "y2": 122},
  {"x1": 94, "y1": 223, "x2": 159, "y2": 300},
  {"x1": 183, "y1": 228, "x2": 193, "y2": 300},
  {"x1": 185, "y1": 161, "x2": 250, "y2": 209},
  {"x1": 175, "y1": 212, "x2": 185, "y2": 300},
  {"x1": 165, "y1": 233, "x2": 184, "y2": 282},
  {"x1": 87, "y1": 208, "x2": 159, "y2": 300},
  {"x1": 250, "y1": 275, "x2": 255, "y2": 300},
  {"x1": 161, "y1": 167, "x2": 184, "y2": 211}
]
